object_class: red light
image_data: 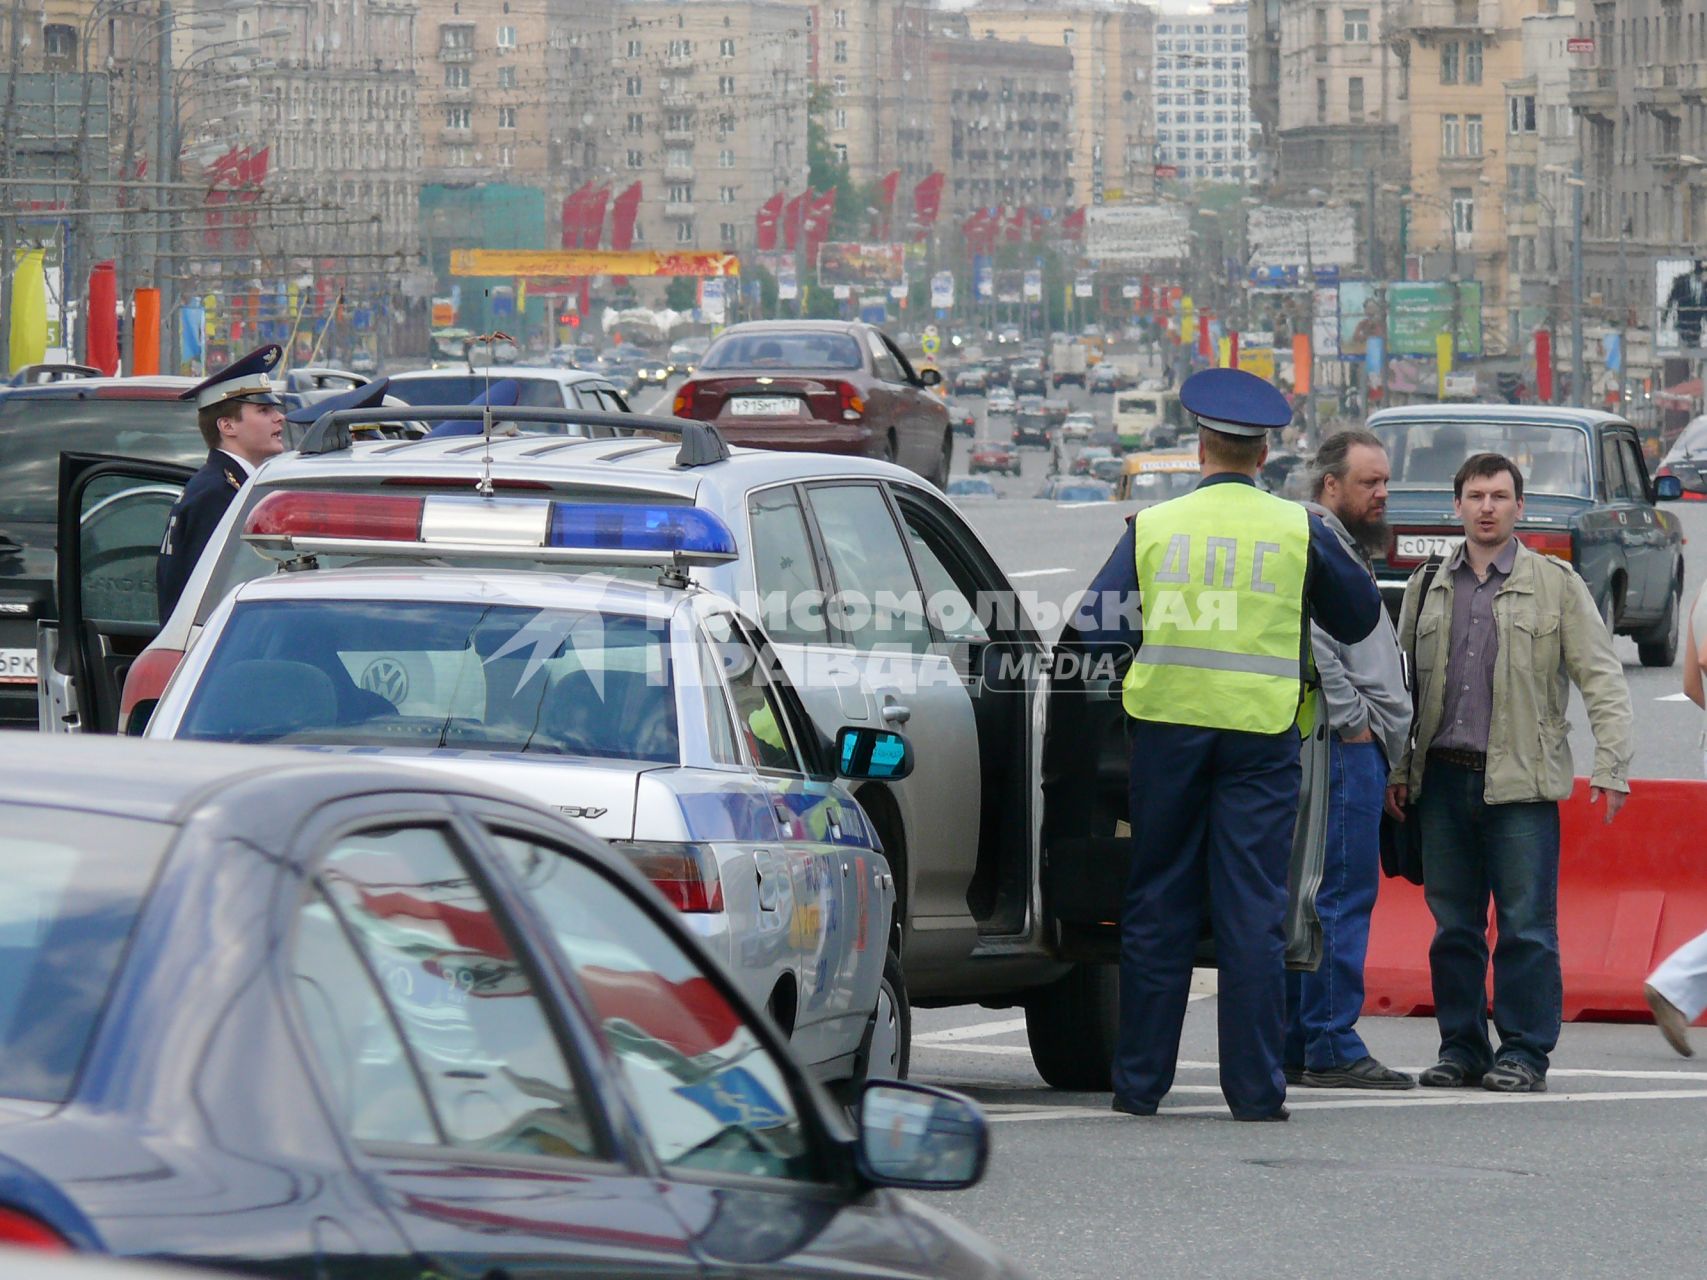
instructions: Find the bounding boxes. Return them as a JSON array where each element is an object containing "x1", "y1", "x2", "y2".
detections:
[
  {"x1": 244, "y1": 491, "x2": 424, "y2": 543},
  {"x1": 672, "y1": 386, "x2": 695, "y2": 417},
  {"x1": 618, "y1": 844, "x2": 724, "y2": 913},
  {"x1": 836, "y1": 381, "x2": 865, "y2": 420},
  {"x1": 0, "y1": 1207, "x2": 69, "y2": 1250},
  {"x1": 120, "y1": 647, "x2": 184, "y2": 728},
  {"x1": 1519, "y1": 529, "x2": 1574, "y2": 563}
]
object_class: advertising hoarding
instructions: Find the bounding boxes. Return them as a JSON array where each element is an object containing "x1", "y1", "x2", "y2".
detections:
[
  {"x1": 1656, "y1": 257, "x2": 1706, "y2": 352},
  {"x1": 1085, "y1": 205, "x2": 1192, "y2": 264},
  {"x1": 1386, "y1": 281, "x2": 1483, "y2": 357},
  {"x1": 817, "y1": 241, "x2": 906, "y2": 288},
  {"x1": 1246, "y1": 207, "x2": 1358, "y2": 271}
]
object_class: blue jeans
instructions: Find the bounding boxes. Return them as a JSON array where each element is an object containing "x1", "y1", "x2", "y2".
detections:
[
  {"x1": 1285, "y1": 737, "x2": 1386, "y2": 1070},
  {"x1": 1418, "y1": 758, "x2": 1562, "y2": 1074}
]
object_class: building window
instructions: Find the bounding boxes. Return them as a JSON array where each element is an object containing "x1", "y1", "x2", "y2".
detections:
[
  {"x1": 1314, "y1": 6, "x2": 1327, "y2": 60},
  {"x1": 497, "y1": 144, "x2": 514, "y2": 168},
  {"x1": 667, "y1": 111, "x2": 691, "y2": 131},
  {"x1": 833, "y1": 108, "x2": 848, "y2": 130},
  {"x1": 627, "y1": 112, "x2": 644, "y2": 135},
  {"x1": 833, "y1": 76, "x2": 847, "y2": 96},
  {"x1": 499, "y1": 66, "x2": 516, "y2": 89},
  {"x1": 43, "y1": 24, "x2": 76, "y2": 61},
  {"x1": 445, "y1": 106, "x2": 471, "y2": 130},
  {"x1": 498, "y1": 106, "x2": 517, "y2": 129},
  {"x1": 1348, "y1": 77, "x2": 1364, "y2": 117},
  {"x1": 1508, "y1": 94, "x2": 1537, "y2": 133},
  {"x1": 720, "y1": 186, "x2": 737, "y2": 203},
  {"x1": 1465, "y1": 39, "x2": 1483, "y2": 84},
  {"x1": 441, "y1": 26, "x2": 472, "y2": 51},
  {"x1": 445, "y1": 65, "x2": 469, "y2": 88},
  {"x1": 718, "y1": 113, "x2": 735, "y2": 137},
  {"x1": 1465, "y1": 113, "x2": 1483, "y2": 156},
  {"x1": 627, "y1": 39, "x2": 643, "y2": 58},
  {"x1": 1451, "y1": 187, "x2": 1474, "y2": 236},
  {"x1": 627, "y1": 149, "x2": 644, "y2": 169},
  {"x1": 1344, "y1": 7, "x2": 1369, "y2": 40},
  {"x1": 720, "y1": 37, "x2": 736, "y2": 57},
  {"x1": 719, "y1": 148, "x2": 736, "y2": 168},
  {"x1": 1440, "y1": 113, "x2": 1461, "y2": 156},
  {"x1": 833, "y1": 7, "x2": 847, "y2": 27},
  {"x1": 676, "y1": 221, "x2": 695, "y2": 244},
  {"x1": 834, "y1": 39, "x2": 848, "y2": 62},
  {"x1": 720, "y1": 222, "x2": 738, "y2": 243},
  {"x1": 496, "y1": 25, "x2": 516, "y2": 50},
  {"x1": 1316, "y1": 78, "x2": 1327, "y2": 123},
  {"x1": 1440, "y1": 41, "x2": 1458, "y2": 84},
  {"x1": 719, "y1": 75, "x2": 736, "y2": 95},
  {"x1": 834, "y1": 142, "x2": 849, "y2": 164},
  {"x1": 668, "y1": 183, "x2": 693, "y2": 202},
  {"x1": 626, "y1": 76, "x2": 643, "y2": 97}
]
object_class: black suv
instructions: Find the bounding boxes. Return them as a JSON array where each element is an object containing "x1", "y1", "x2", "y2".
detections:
[{"x1": 0, "y1": 377, "x2": 204, "y2": 725}]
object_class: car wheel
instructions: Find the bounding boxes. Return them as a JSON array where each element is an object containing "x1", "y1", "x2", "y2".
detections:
[
  {"x1": 1637, "y1": 580, "x2": 1682, "y2": 667},
  {"x1": 1024, "y1": 963, "x2": 1118, "y2": 1091},
  {"x1": 882, "y1": 431, "x2": 898, "y2": 465},
  {"x1": 835, "y1": 946, "x2": 910, "y2": 1107},
  {"x1": 1597, "y1": 584, "x2": 1619, "y2": 637},
  {"x1": 928, "y1": 431, "x2": 952, "y2": 489}
]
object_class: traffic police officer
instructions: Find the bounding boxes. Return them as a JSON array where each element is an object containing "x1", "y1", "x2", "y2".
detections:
[
  {"x1": 156, "y1": 344, "x2": 286, "y2": 620},
  {"x1": 1079, "y1": 368, "x2": 1382, "y2": 1122}
]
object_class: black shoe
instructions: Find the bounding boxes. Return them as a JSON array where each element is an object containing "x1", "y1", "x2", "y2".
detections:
[
  {"x1": 1283, "y1": 1065, "x2": 1305, "y2": 1086},
  {"x1": 1234, "y1": 1105, "x2": 1290, "y2": 1122},
  {"x1": 1111, "y1": 1096, "x2": 1158, "y2": 1116},
  {"x1": 1482, "y1": 1059, "x2": 1547, "y2": 1093},
  {"x1": 1302, "y1": 1056, "x2": 1418, "y2": 1091},
  {"x1": 1418, "y1": 1059, "x2": 1484, "y2": 1088}
]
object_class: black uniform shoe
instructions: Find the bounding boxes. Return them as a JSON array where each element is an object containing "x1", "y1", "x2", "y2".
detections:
[
  {"x1": 1418, "y1": 1059, "x2": 1484, "y2": 1088},
  {"x1": 1234, "y1": 1105, "x2": 1290, "y2": 1122},
  {"x1": 1111, "y1": 1096, "x2": 1158, "y2": 1116},
  {"x1": 1481, "y1": 1059, "x2": 1547, "y2": 1093},
  {"x1": 1283, "y1": 1065, "x2": 1305, "y2": 1086},
  {"x1": 1302, "y1": 1056, "x2": 1418, "y2": 1090}
]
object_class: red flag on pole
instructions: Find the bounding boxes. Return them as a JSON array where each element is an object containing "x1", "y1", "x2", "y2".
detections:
[
  {"x1": 782, "y1": 191, "x2": 808, "y2": 252},
  {"x1": 755, "y1": 191, "x2": 784, "y2": 252},
  {"x1": 806, "y1": 187, "x2": 838, "y2": 260},
  {"x1": 581, "y1": 186, "x2": 611, "y2": 249},
  {"x1": 912, "y1": 172, "x2": 945, "y2": 234},
  {"x1": 1062, "y1": 206, "x2": 1086, "y2": 240},
  {"x1": 1535, "y1": 328, "x2": 1554, "y2": 403},
  {"x1": 879, "y1": 171, "x2": 900, "y2": 238},
  {"x1": 87, "y1": 262, "x2": 118, "y2": 374},
  {"x1": 561, "y1": 182, "x2": 593, "y2": 249},
  {"x1": 1007, "y1": 206, "x2": 1027, "y2": 243},
  {"x1": 609, "y1": 182, "x2": 643, "y2": 286}
]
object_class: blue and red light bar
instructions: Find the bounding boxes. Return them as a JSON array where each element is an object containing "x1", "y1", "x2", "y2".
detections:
[{"x1": 242, "y1": 490, "x2": 737, "y2": 566}]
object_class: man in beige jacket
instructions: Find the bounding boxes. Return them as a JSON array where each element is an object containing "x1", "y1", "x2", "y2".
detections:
[{"x1": 1389, "y1": 452, "x2": 1632, "y2": 1093}]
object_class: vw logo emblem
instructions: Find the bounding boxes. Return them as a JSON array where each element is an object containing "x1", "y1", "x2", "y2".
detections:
[{"x1": 361, "y1": 657, "x2": 410, "y2": 705}]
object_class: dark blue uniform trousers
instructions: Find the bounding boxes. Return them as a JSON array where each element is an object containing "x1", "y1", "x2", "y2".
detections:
[{"x1": 1113, "y1": 718, "x2": 1302, "y2": 1118}]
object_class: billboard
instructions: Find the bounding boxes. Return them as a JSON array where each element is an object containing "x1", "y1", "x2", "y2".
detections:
[
  {"x1": 1085, "y1": 205, "x2": 1192, "y2": 264},
  {"x1": 1337, "y1": 280, "x2": 1384, "y2": 357},
  {"x1": 450, "y1": 249, "x2": 740, "y2": 278},
  {"x1": 1386, "y1": 281, "x2": 1483, "y2": 357},
  {"x1": 1247, "y1": 207, "x2": 1358, "y2": 271},
  {"x1": 1312, "y1": 287, "x2": 1340, "y2": 360},
  {"x1": 930, "y1": 271, "x2": 955, "y2": 309},
  {"x1": 817, "y1": 241, "x2": 906, "y2": 288},
  {"x1": 1656, "y1": 257, "x2": 1706, "y2": 351}
]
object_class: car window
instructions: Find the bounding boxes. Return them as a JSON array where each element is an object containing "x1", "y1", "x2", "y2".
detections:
[
  {"x1": 1372, "y1": 420, "x2": 1593, "y2": 496},
  {"x1": 694, "y1": 636, "x2": 744, "y2": 768},
  {"x1": 805, "y1": 484, "x2": 932, "y2": 654},
  {"x1": 1617, "y1": 435, "x2": 1650, "y2": 500},
  {"x1": 881, "y1": 335, "x2": 918, "y2": 383},
  {"x1": 0, "y1": 807, "x2": 172, "y2": 1103},
  {"x1": 176, "y1": 599, "x2": 679, "y2": 763},
  {"x1": 387, "y1": 375, "x2": 567, "y2": 408},
  {"x1": 895, "y1": 498, "x2": 992, "y2": 644},
  {"x1": 490, "y1": 832, "x2": 817, "y2": 1183},
  {"x1": 866, "y1": 333, "x2": 903, "y2": 383},
  {"x1": 701, "y1": 613, "x2": 804, "y2": 774},
  {"x1": 311, "y1": 825, "x2": 600, "y2": 1160},
  {"x1": 1601, "y1": 434, "x2": 1636, "y2": 501},
  {"x1": 746, "y1": 486, "x2": 828, "y2": 644},
  {"x1": 698, "y1": 332, "x2": 863, "y2": 371},
  {"x1": 80, "y1": 475, "x2": 183, "y2": 628},
  {"x1": 0, "y1": 395, "x2": 204, "y2": 524}
]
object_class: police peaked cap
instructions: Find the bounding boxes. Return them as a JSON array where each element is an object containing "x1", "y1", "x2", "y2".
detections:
[
  {"x1": 283, "y1": 375, "x2": 392, "y2": 424},
  {"x1": 1179, "y1": 367, "x2": 1292, "y2": 438},
  {"x1": 181, "y1": 343, "x2": 285, "y2": 410}
]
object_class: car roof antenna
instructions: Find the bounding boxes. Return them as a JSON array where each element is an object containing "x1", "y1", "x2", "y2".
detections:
[{"x1": 474, "y1": 309, "x2": 513, "y2": 498}]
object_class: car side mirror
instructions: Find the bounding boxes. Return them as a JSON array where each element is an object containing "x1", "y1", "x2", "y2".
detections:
[
  {"x1": 855, "y1": 1081, "x2": 988, "y2": 1191},
  {"x1": 836, "y1": 726, "x2": 914, "y2": 780},
  {"x1": 1655, "y1": 474, "x2": 1684, "y2": 501},
  {"x1": 917, "y1": 368, "x2": 943, "y2": 387}
]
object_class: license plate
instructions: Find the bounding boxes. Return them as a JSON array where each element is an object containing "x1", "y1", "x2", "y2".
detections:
[
  {"x1": 0, "y1": 648, "x2": 37, "y2": 684},
  {"x1": 1396, "y1": 534, "x2": 1463, "y2": 560},
  {"x1": 729, "y1": 396, "x2": 802, "y2": 417}
]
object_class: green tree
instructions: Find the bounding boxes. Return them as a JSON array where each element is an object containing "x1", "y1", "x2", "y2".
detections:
[
  {"x1": 807, "y1": 86, "x2": 881, "y2": 241},
  {"x1": 664, "y1": 276, "x2": 698, "y2": 312}
]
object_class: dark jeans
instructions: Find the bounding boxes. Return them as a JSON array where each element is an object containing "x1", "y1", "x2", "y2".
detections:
[
  {"x1": 1285, "y1": 737, "x2": 1386, "y2": 1070},
  {"x1": 1418, "y1": 758, "x2": 1562, "y2": 1075}
]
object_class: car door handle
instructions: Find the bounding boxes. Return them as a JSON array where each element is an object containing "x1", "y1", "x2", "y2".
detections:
[{"x1": 881, "y1": 702, "x2": 911, "y2": 725}]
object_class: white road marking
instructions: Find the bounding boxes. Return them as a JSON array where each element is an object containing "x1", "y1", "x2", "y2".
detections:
[
  {"x1": 1059, "y1": 501, "x2": 1112, "y2": 510},
  {"x1": 985, "y1": 1087, "x2": 1707, "y2": 1123},
  {"x1": 1657, "y1": 692, "x2": 1693, "y2": 702},
  {"x1": 1008, "y1": 567, "x2": 1073, "y2": 579},
  {"x1": 914, "y1": 1017, "x2": 1028, "y2": 1045}
]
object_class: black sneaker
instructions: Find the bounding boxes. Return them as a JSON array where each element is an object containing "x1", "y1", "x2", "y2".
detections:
[
  {"x1": 1302, "y1": 1056, "x2": 1418, "y2": 1091},
  {"x1": 1111, "y1": 1096, "x2": 1158, "y2": 1116},
  {"x1": 1234, "y1": 1105, "x2": 1290, "y2": 1122},
  {"x1": 1418, "y1": 1059, "x2": 1484, "y2": 1088},
  {"x1": 1482, "y1": 1059, "x2": 1547, "y2": 1093}
]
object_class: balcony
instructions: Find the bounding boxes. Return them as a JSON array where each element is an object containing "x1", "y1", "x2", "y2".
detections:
[
  {"x1": 663, "y1": 127, "x2": 695, "y2": 146},
  {"x1": 1681, "y1": 62, "x2": 1707, "y2": 98},
  {"x1": 664, "y1": 162, "x2": 695, "y2": 181},
  {"x1": 1568, "y1": 66, "x2": 1617, "y2": 117},
  {"x1": 664, "y1": 200, "x2": 696, "y2": 219},
  {"x1": 1394, "y1": 0, "x2": 1496, "y2": 32},
  {"x1": 438, "y1": 45, "x2": 474, "y2": 63},
  {"x1": 439, "y1": 125, "x2": 472, "y2": 143},
  {"x1": 661, "y1": 89, "x2": 694, "y2": 108},
  {"x1": 1635, "y1": 62, "x2": 1683, "y2": 113},
  {"x1": 666, "y1": 52, "x2": 695, "y2": 70}
]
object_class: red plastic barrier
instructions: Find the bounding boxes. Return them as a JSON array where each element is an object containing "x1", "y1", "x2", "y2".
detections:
[{"x1": 1364, "y1": 777, "x2": 1707, "y2": 1023}]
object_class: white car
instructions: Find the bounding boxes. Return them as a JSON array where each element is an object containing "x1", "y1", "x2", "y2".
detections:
[
  {"x1": 1060, "y1": 412, "x2": 1097, "y2": 441},
  {"x1": 388, "y1": 366, "x2": 631, "y2": 419},
  {"x1": 142, "y1": 509, "x2": 903, "y2": 1095}
]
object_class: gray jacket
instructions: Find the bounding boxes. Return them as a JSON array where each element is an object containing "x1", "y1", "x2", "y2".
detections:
[{"x1": 1306, "y1": 502, "x2": 1412, "y2": 763}]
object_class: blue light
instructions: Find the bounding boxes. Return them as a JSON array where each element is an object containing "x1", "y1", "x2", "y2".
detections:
[{"x1": 547, "y1": 503, "x2": 737, "y2": 557}]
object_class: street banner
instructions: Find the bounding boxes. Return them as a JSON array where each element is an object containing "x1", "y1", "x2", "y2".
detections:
[
  {"x1": 1074, "y1": 270, "x2": 1094, "y2": 299},
  {"x1": 133, "y1": 289, "x2": 160, "y2": 375},
  {"x1": 1313, "y1": 286, "x2": 1340, "y2": 359},
  {"x1": 1535, "y1": 328, "x2": 1553, "y2": 402},
  {"x1": 778, "y1": 265, "x2": 798, "y2": 301},
  {"x1": 1338, "y1": 280, "x2": 1383, "y2": 357},
  {"x1": 1122, "y1": 280, "x2": 1140, "y2": 299},
  {"x1": 180, "y1": 303, "x2": 206, "y2": 372},
  {"x1": 974, "y1": 256, "x2": 993, "y2": 300},
  {"x1": 1364, "y1": 335, "x2": 1384, "y2": 383},
  {"x1": 818, "y1": 241, "x2": 906, "y2": 287},
  {"x1": 1023, "y1": 269, "x2": 1043, "y2": 302},
  {"x1": 1387, "y1": 282, "x2": 1483, "y2": 357},
  {"x1": 450, "y1": 249, "x2": 740, "y2": 278},
  {"x1": 8, "y1": 249, "x2": 46, "y2": 370},
  {"x1": 1247, "y1": 207, "x2": 1358, "y2": 271},
  {"x1": 1239, "y1": 345, "x2": 1275, "y2": 382},
  {"x1": 1436, "y1": 332, "x2": 1454, "y2": 399},
  {"x1": 1292, "y1": 334, "x2": 1312, "y2": 394},
  {"x1": 702, "y1": 277, "x2": 727, "y2": 325},
  {"x1": 930, "y1": 271, "x2": 955, "y2": 309},
  {"x1": 1085, "y1": 205, "x2": 1191, "y2": 264}
]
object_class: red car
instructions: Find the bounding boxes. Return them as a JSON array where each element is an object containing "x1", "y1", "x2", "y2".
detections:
[
  {"x1": 672, "y1": 320, "x2": 952, "y2": 485},
  {"x1": 969, "y1": 438, "x2": 1021, "y2": 476}
]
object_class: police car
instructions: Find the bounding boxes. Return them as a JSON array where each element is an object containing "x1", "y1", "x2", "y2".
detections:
[
  {"x1": 138, "y1": 502, "x2": 904, "y2": 1094},
  {"x1": 43, "y1": 407, "x2": 1334, "y2": 1093}
]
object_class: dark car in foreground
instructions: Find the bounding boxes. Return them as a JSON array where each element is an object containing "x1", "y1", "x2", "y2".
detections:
[
  {"x1": 0, "y1": 736, "x2": 1018, "y2": 1278},
  {"x1": 1367, "y1": 405, "x2": 1686, "y2": 664},
  {"x1": 672, "y1": 321, "x2": 952, "y2": 486}
]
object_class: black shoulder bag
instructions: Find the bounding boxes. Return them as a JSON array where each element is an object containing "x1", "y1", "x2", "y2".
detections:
[{"x1": 1378, "y1": 557, "x2": 1443, "y2": 885}]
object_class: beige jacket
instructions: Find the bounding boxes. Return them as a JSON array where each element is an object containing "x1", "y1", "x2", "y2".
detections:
[{"x1": 1393, "y1": 541, "x2": 1633, "y2": 803}]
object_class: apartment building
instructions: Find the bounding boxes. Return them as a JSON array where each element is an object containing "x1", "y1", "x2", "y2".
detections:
[
  {"x1": 1272, "y1": 0, "x2": 1406, "y2": 247},
  {"x1": 962, "y1": 1, "x2": 1154, "y2": 206},
  {"x1": 1154, "y1": 2, "x2": 1252, "y2": 186},
  {"x1": 615, "y1": 1, "x2": 809, "y2": 256},
  {"x1": 1248, "y1": 0, "x2": 1282, "y2": 186},
  {"x1": 418, "y1": 0, "x2": 558, "y2": 184},
  {"x1": 1503, "y1": 4, "x2": 1576, "y2": 349},
  {"x1": 1390, "y1": 0, "x2": 1543, "y2": 356}
]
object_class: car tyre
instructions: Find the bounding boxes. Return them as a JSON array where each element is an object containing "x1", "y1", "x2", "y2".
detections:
[
  {"x1": 1636, "y1": 581, "x2": 1682, "y2": 668},
  {"x1": 838, "y1": 947, "x2": 910, "y2": 1106},
  {"x1": 882, "y1": 431, "x2": 899, "y2": 465},
  {"x1": 1024, "y1": 962, "x2": 1118, "y2": 1091},
  {"x1": 928, "y1": 431, "x2": 952, "y2": 489},
  {"x1": 1597, "y1": 585, "x2": 1619, "y2": 637}
]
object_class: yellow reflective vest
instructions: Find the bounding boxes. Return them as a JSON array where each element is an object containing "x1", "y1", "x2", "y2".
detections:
[{"x1": 1122, "y1": 480, "x2": 1312, "y2": 734}]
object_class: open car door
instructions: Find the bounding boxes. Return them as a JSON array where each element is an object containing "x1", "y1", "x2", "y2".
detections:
[
  {"x1": 1039, "y1": 625, "x2": 1327, "y2": 971},
  {"x1": 40, "y1": 453, "x2": 193, "y2": 734}
]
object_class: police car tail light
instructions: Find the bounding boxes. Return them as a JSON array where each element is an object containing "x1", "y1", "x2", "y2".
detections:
[
  {"x1": 0, "y1": 1207, "x2": 70, "y2": 1250},
  {"x1": 1518, "y1": 530, "x2": 1574, "y2": 563},
  {"x1": 245, "y1": 491, "x2": 424, "y2": 544},
  {"x1": 546, "y1": 503, "x2": 736, "y2": 559},
  {"x1": 612, "y1": 841, "x2": 724, "y2": 913}
]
